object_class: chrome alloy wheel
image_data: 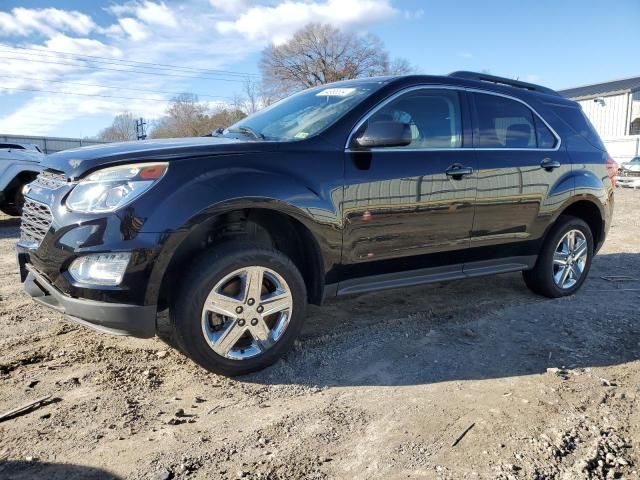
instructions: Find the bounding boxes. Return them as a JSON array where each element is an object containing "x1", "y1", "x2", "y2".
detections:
[
  {"x1": 553, "y1": 229, "x2": 588, "y2": 289},
  {"x1": 201, "y1": 266, "x2": 293, "y2": 360}
]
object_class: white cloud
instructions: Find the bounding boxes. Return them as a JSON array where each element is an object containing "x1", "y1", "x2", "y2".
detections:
[
  {"x1": 0, "y1": 0, "x2": 404, "y2": 136},
  {"x1": 45, "y1": 35, "x2": 122, "y2": 58},
  {"x1": 0, "y1": 91, "x2": 167, "y2": 135},
  {"x1": 135, "y1": 1, "x2": 177, "y2": 28},
  {"x1": 108, "y1": 1, "x2": 177, "y2": 28},
  {"x1": 118, "y1": 18, "x2": 150, "y2": 41},
  {"x1": 0, "y1": 7, "x2": 96, "y2": 38},
  {"x1": 216, "y1": 0, "x2": 398, "y2": 45},
  {"x1": 209, "y1": 0, "x2": 250, "y2": 15}
]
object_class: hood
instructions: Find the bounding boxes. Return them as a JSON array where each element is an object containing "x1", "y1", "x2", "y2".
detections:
[
  {"x1": 42, "y1": 136, "x2": 275, "y2": 179},
  {"x1": 621, "y1": 163, "x2": 640, "y2": 172},
  {"x1": 0, "y1": 148, "x2": 44, "y2": 163}
]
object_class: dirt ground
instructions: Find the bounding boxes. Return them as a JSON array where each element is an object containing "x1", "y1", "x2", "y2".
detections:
[{"x1": 0, "y1": 190, "x2": 639, "y2": 480}]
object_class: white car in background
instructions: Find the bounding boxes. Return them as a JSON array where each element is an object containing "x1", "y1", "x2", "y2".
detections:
[
  {"x1": 0, "y1": 143, "x2": 44, "y2": 216},
  {"x1": 616, "y1": 156, "x2": 640, "y2": 189}
]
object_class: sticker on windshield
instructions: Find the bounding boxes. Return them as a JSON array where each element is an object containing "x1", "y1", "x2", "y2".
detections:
[
  {"x1": 294, "y1": 132, "x2": 309, "y2": 139},
  {"x1": 316, "y1": 88, "x2": 356, "y2": 97}
]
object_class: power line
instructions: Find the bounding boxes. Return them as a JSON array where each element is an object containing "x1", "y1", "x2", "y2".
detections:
[
  {"x1": 0, "y1": 74, "x2": 234, "y2": 100},
  {"x1": 0, "y1": 54, "x2": 254, "y2": 83},
  {"x1": 0, "y1": 43, "x2": 259, "y2": 78},
  {"x1": 0, "y1": 85, "x2": 177, "y2": 102}
]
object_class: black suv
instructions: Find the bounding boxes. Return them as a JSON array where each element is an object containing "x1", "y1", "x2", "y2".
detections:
[{"x1": 17, "y1": 72, "x2": 615, "y2": 376}]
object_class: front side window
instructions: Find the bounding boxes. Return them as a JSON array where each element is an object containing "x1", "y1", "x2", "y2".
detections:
[
  {"x1": 364, "y1": 89, "x2": 463, "y2": 148},
  {"x1": 221, "y1": 81, "x2": 387, "y2": 142}
]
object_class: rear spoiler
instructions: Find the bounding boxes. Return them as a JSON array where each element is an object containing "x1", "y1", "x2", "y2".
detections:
[{"x1": 449, "y1": 71, "x2": 561, "y2": 97}]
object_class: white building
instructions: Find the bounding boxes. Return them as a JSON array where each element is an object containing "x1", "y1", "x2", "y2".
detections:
[{"x1": 558, "y1": 76, "x2": 640, "y2": 163}]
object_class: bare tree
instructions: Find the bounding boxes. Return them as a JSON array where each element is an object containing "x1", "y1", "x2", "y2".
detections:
[
  {"x1": 260, "y1": 23, "x2": 413, "y2": 98},
  {"x1": 243, "y1": 78, "x2": 260, "y2": 114},
  {"x1": 97, "y1": 112, "x2": 138, "y2": 142},
  {"x1": 150, "y1": 94, "x2": 245, "y2": 138}
]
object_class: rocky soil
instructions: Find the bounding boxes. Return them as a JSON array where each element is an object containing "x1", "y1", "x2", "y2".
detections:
[{"x1": 0, "y1": 189, "x2": 639, "y2": 480}]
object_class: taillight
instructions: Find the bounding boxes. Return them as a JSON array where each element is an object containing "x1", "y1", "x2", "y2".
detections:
[{"x1": 606, "y1": 157, "x2": 618, "y2": 187}]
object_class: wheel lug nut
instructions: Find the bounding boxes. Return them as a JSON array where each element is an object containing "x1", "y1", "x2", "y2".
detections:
[
  {"x1": 247, "y1": 298, "x2": 255, "y2": 306},
  {"x1": 236, "y1": 306, "x2": 243, "y2": 314},
  {"x1": 238, "y1": 319, "x2": 246, "y2": 326},
  {"x1": 257, "y1": 306, "x2": 264, "y2": 313},
  {"x1": 251, "y1": 318, "x2": 258, "y2": 326}
]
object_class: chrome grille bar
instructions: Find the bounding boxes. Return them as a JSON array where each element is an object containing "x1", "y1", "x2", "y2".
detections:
[
  {"x1": 33, "y1": 170, "x2": 69, "y2": 189},
  {"x1": 19, "y1": 199, "x2": 52, "y2": 248}
]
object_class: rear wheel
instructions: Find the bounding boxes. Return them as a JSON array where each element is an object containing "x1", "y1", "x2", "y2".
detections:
[
  {"x1": 170, "y1": 243, "x2": 307, "y2": 376},
  {"x1": 523, "y1": 215, "x2": 593, "y2": 298}
]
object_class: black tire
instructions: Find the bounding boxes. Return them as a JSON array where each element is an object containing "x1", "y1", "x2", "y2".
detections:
[
  {"x1": 170, "y1": 242, "x2": 307, "y2": 376},
  {"x1": 523, "y1": 215, "x2": 594, "y2": 298},
  {"x1": 0, "y1": 187, "x2": 25, "y2": 217}
]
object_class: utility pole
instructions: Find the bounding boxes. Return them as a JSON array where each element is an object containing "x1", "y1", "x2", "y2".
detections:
[{"x1": 136, "y1": 118, "x2": 147, "y2": 140}]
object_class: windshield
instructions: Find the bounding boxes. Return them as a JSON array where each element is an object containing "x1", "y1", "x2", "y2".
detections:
[
  {"x1": 626, "y1": 157, "x2": 640, "y2": 165},
  {"x1": 222, "y1": 81, "x2": 388, "y2": 142}
]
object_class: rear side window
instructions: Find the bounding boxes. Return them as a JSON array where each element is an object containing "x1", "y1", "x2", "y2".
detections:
[
  {"x1": 551, "y1": 105, "x2": 606, "y2": 151},
  {"x1": 473, "y1": 93, "x2": 557, "y2": 149},
  {"x1": 474, "y1": 93, "x2": 536, "y2": 148},
  {"x1": 535, "y1": 116, "x2": 557, "y2": 149}
]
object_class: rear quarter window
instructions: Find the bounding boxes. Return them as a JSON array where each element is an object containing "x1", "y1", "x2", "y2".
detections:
[{"x1": 550, "y1": 105, "x2": 606, "y2": 151}]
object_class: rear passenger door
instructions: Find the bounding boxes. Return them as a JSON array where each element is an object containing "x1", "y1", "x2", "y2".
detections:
[{"x1": 468, "y1": 91, "x2": 571, "y2": 258}]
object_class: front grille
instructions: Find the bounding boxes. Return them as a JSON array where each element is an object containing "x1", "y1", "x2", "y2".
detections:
[
  {"x1": 33, "y1": 170, "x2": 69, "y2": 189},
  {"x1": 20, "y1": 199, "x2": 52, "y2": 248},
  {"x1": 620, "y1": 170, "x2": 640, "y2": 178}
]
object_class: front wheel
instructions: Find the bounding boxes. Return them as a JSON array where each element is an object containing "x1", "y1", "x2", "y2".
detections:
[
  {"x1": 523, "y1": 215, "x2": 593, "y2": 298},
  {"x1": 170, "y1": 243, "x2": 307, "y2": 376},
  {"x1": 0, "y1": 186, "x2": 25, "y2": 217}
]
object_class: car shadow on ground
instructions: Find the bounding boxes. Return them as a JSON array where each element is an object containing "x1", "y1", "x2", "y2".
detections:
[
  {"x1": 0, "y1": 218, "x2": 20, "y2": 239},
  {"x1": 243, "y1": 252, "x2": 640, "y2": 388},
  {"x1": 0, "y1": 461, "x2": 122, "y2": 480}
]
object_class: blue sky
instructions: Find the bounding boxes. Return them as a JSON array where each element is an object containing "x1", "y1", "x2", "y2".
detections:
[{"x1": 0, "y1": 0, "x2": 638, "y2": 138}]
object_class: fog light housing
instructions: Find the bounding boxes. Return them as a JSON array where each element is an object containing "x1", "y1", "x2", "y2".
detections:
[{"x1": 68, "y1": 253, "x2": 131, "y2": 286}]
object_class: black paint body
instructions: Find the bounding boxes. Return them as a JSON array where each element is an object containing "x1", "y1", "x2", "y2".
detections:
[{"x1": 16, "y1": 75, "x2": 614, "y2": 336}]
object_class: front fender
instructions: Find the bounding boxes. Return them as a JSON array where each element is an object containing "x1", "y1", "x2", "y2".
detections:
[
  {"x1": 138, "y1": 160, "x2": 343, "y2": 306},
  {"x1": 0, "y1": 161, "x2": 42, "y2": 191}
]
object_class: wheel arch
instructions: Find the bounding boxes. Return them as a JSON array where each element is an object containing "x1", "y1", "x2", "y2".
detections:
[
  {"x1": 147, "y1": 202, "x2": 327, "y2": 310},
  {"x1": 0, "y1": 167, "x2": 40, "y2": 199},
  {"x1": 548, "y1": 196, "x2": 605, "y2": 251}
]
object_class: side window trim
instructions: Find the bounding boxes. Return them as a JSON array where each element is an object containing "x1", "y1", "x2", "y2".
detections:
[
  {"x1": 345, "y1": 85, "x2": 561, "y2": 152},
  {"x1": 467, "y1": 88, "x2": 561, "y2": 152}
]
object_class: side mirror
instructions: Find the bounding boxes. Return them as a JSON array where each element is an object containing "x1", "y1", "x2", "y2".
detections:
[{"x1": 354, "y1": 121, "x2": 412, "y2": 148}]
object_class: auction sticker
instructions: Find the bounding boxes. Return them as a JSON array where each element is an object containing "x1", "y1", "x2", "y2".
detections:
[{"x1": 316, "y1": 88, "x2": 356, "y2": 97}]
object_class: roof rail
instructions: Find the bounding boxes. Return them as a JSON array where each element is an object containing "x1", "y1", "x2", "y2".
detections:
[{"x1": 448, "y1": 71, "x2": 560, "y2": 97}]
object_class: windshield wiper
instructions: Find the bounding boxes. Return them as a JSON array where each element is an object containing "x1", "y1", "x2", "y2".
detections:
[{"x1": 226, "y1": 126, "x2": 266, "y2": 140}]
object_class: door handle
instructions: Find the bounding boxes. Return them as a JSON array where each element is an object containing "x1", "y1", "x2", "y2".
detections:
[
  {"x1": 445, "y1": 164, "x2": 473, "y2": 179},
  {"x1": 540, "y1": 158, "x2": 561, "y2": 171}
]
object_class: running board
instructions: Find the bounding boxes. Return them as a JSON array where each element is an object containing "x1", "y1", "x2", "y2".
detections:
[{"x1": 335, "y1": 256, "x2": 536, "y2": 296}]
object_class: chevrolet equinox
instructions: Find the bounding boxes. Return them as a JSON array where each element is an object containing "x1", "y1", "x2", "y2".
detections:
[{"x1": 17, "y1": 72, "x2": 616, "y2": 376}]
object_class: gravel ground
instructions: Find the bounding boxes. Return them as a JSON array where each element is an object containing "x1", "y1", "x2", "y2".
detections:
[{"x1": 0, "y1": 189, "x2": 639, "y2": 480}]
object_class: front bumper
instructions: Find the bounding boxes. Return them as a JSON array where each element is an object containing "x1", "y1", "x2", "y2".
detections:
[
  {"x1": 616, "y1": 176, "x2": 640, "y2": 188},
  {"x1": 23, "y1": 264, "x2": 157, "y2": 337}
]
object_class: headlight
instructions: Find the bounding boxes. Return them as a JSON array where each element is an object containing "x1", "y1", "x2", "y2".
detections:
[{"x1": 66, "y1": 163, "x2": 168, "y2": 213}]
